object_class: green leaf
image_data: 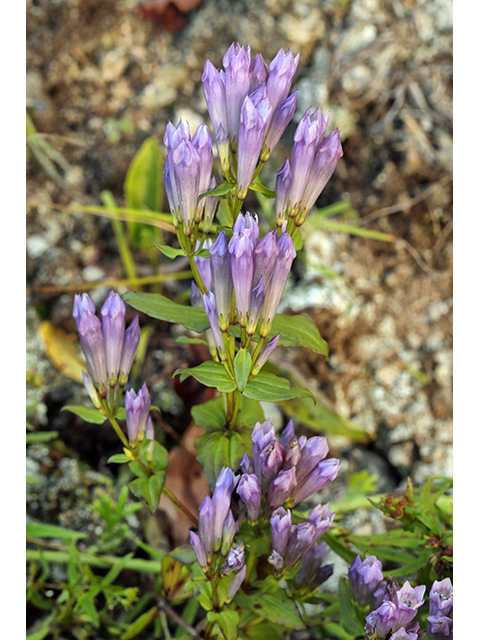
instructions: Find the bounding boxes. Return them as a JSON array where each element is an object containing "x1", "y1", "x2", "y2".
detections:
[
  {"x1": 338, "y1": 577, "x2": 364, "y2": 636},
  {"x1": 315, "y1": 218, "x2": 395, "y2": 242},
  {"x1": 122, "y1": 292, "x2": 210, "y2": 333},
  {"x1": 243, "y1": 371, "x2": 315, "y2": 403},
  {"x1": 196, "y1": 429, "x2": 248, "y2": 489},
  {"x1": 26, "y1": 613, "x2": 56, "y2": 640},
  {"x1": 269, "y1": 314, "x2": 328, "y2": 357},
  {"x1": 124, "y1": 136, "x2": 162, "y2": 248},
  {"x1": 234, "y1": 349, "x2": 252, "y2": 392},
  {"x1": 175, "y1": 336, "x2": 208, "y2": 345},
  {"x1": 120, "y1": 605, "x2": 158, "y2": 640},
  {"x1": 150, "y1": 441, "x2": 169, "y2": 473},
  {"x1": 107, "y1": 453, "x2": 131, "y2": 464},
  {"x1": 62, "y1": 405, "x2": 106, "y2": 424},
  {"x1": 147, "y1": 473, "x2": 165, "y2": 513},
  {"x1": 207, "y1": 610, "x2": 240, "y2": 640},
  {"x1": 26, "y1": 431, "x2": 59, "y2": 444},
  {"x1": 26, "y1": 523, "x2": 86, "y2": 541},
  {"x1": 175, "y1": 362, "x2": 237, "y2": 393},
  {"x1": 154, "y1": 244, "x2": 185, "y2": 260},
  {"x1": 191, "y1": 396, "x2": 227, "y2": 432},
  {"x1": 237, "y1": 396, "x2": 264, "y2": 428},
  {"x1": 235, "y1": 590, "x2": 305, "y2": 630},
  {"x1": 249, "y1": 181, "x2": 276, "y2": 199},
  {"x1": 198, "y1": 181, "x2": 234, "y2": 201}
]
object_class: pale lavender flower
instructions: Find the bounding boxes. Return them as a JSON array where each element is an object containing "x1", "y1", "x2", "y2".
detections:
[
  {"x1": 226, "y1": 564, "x2": 246, "y2": 602},
  {"x1": 266, "y1": 48, "x2": 299, "y2": 113},
  {"x1": 281, "y1": 437, "x2": 302, "y2": 470},
  {"x1": 209, "y1": 231, "x2": 233, "y2": 330},
  {"x1": 125, "y1": 383, "x2": 151, "y2": 445},
  {"x1": 202, "y1": 60, "x2": 227, "y2": 143},
  {"x1": 294, "y1": 436, "x2": 329, "y2": 484},
  {"x1": 391, "y1": 628, "x2": 418, "y2": 640},
  {"x1": 237, "y1": 473, "x2": 261, "y2": 524},
  {"x1": 73, "y1": 293, "x2": 107, "y2": 396},
  {"x1": 221, "y1": 510, "x2": 237, "y2": 556},
  {"x1": 265, "y1": 467, "x2": 297, "y2": 514},
  {"x1": 275, "y1": 159, "x2": 292, "y2": 228},
  {"x1": 189, "y1": 531, "x2": 207, "y2": 570},
  {"x1": 427, "y1": 612, "x2": 453, "y2": 640},
  {"x1": 240, "y1": 452, "x2": 254, "y2": 475},
  {"x1": 202, "y1": 292, "x2": 226, "y2": 359},
  {"x1": 262, "y1": 92, "x2": 297, "y2": 161},
  {"x1": 202, "y1": 176, "x2": 219, "y2": 232},
  {"x1": 429, "y1": 578, "x2": 453, "y2": 617},
  {"x1": 369, "y1": 601, "x2": 399, "y2": 639},
  {"x1": 221, "y1": 541, "x2": 245, "y2": 575},
  {"x1": 280, "y1": 419, "x2": 295, "y2": 446},
  {"x1": 252, "y1": 230, "x2": 279, "y2": 290},
  {"x1": 258, "y1": 440, "x2": 283, "y2": 494},
  {"x1": 392, "y1": 582, "x2": 425, "y2": 631},
  {"x1": 246, "y1": 277, "x2": 265, "y2": 336},
  {"x1": 270, "y1": 507, "x2": 292, "y2": 560},
  {"x1": 294, "y1": 541, "x2": 333, "y2": 591},
  {"x1": 145, "y1": 417, "x2": 155, "y2": 460},
  {"x1": 251, "y1": 333, "x2": 280, "y2": 375},
  {"x1": 284, "y1": 521, "x2": 317, "y2": 569},
  {"x1": 101, "y1": 291, "x2": 126, "y2": 387},
  {"x1": 119, "y1": 315, "x2": 141, "y2": 387},
  {"x1": 198, "y1": 495, "x2": 216, "y2": 557},
  {"x1": 289, "y1": 458, "x2": 340, "y2": 506},
  {"x1": 223, "y1": 43, "x2": 252, "y2": 146},
  {"x1": 229, "y1": 231, "x2": 255, "y2": 327},
  {"x1": 191, "y1": 123, "x2": 214, "y2": 222},
  {"x1": 212, "y1": 467, "x2": 236, "y2": 551},
  {"x1": 251, "y1": 420, "x2": 276, "y2": 480},
  {"x1": 249, "y1": 53, "x2": 268, "y2": 93},
  {"x1": 307, "y1": 502, "x2": 335, "y2": 544},
  {"x1": 349, "y1": 554, "x2": 384, "y2": 607}
]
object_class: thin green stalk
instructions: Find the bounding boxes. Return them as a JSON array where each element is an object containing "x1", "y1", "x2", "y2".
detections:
[
  {"x1": 163, "y1": 487, "x2": 198, "y2": 528},
  {"x1": 188, "y1": 255, "x2": 209, "y2": 295},
  {"x1": 108, "y1": 416, "x2": 130, "y2": 449},
  {"x1": 101, "y1": 191, "x2": 139, "y2": 289},
  {"x1": 25, "y1": 549, "x2": 163, "y2": 574},
  {"x1": 227, "y1": 391, "x2": 242, "y2": 431}
]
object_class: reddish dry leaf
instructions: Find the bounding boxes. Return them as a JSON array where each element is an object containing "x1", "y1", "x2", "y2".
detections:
[{"x1": 137, "y1": 0, "x2": 204, "y2": 33}]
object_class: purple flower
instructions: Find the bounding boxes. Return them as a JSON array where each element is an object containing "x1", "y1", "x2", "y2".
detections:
[
  {"x1": 125, "y1": 383, "x2": 151, "y2": 445},
  {"x1": 191, "y1": 124, "x2": 214, "y2": 221},
  {"x1": 240, "y1": 452, "x2": 254, "y2": 475},
  {"x1": 284, "y1": 521, "x2": 317, "y2": 569},
  {"x1": 275, "y1": 159, "x2": 292, "y2": 229},
  {"x1": 202, "y1": 176, "x2": 219, "y2": 232},
  {"x1": 258, "y1": 440, "x2": 284, "y2": 494},
  {"x1": 262, "y1": 92, "x2": 297, "y2": 161},
  {"x1": 221, "y1": 541, "x2": 245, "y2": 575},
  {"x1": 237, "y1": 473, "x2": 261, "y2": 524},
  {"x1": 202, "y1": 59, "x2": 227, "y2": 144},
  {"x1": 294, "y1": 436, "x2": 329, "y2": 484},
  {"x1": 246, "y1": 277, "x2": 265, "y2": 336},
  {"x1": 249, "y1": 53, "x2": 268, "y2": 93},
  {"x1": 253, "y1": 230, "x2": 279, "y2": 290},
  {"x1": 294, "y1": 541, "x2": 333, "y2": 591},
  {"x1": 265, "y1": 467, "x2": 297, "y2": 514},
  {"x1": 73, "y1": 293, "x2": 107, "y2": 396},
  {"x1": 226, "y1": 564, "x2": 246, "y2": 603},
  {"x1": 223, "y1": 43, "x2": 252, "y2": 146},
  {"x1": 189, "y1": 531, "x2": 207, "y2": 569},
  {"x1": 209, "y1": 231, "x2": 233, "y2": 331},
  {"x1": 392, "y1": 582, "x2": 425, "y2": 631},
  {"x1": 82, "y1": 371, "x2": 102, "y2": 410},
  {"x1": 266, "y1": 48, "x2": 299, "y2": 113},
  {"x1": 251, "y1": 420, "x2": 277, "y2": 480},
  {"x1": 198, "y1": 495, "x2": 216, "y2": 557},
  {"x1": 373, "y1": 601, "x2": 399, "y2": 638},
  {"x1": 270, "y1": 507, "x2": 292, "y2": 560},
  {"x1": 119, "y1": 315, "x2": 140, "y2": 387},
  {"x1": 429, "y1": 578, "x2": 453, "y2": 617},
  {"x1": 280, "y1": 419, "x2": 295, "y2": 446},
  {"x1": 289, "y1": 458, "x2": 340, "y2": 506},
  {"x1": 212, "y1": 467, "x2": 236, "y2": 551},
  {"x1": 202, "y1": 293, "x2": 226, "y2": 359},
  {"x1": 221, "y1": 510, "x2": 237, "y2": 556},
  {"x1": 101, "y1": 291, "x2": 126, "y2": 387},
  {"x1": 391, "y1": 629, "x2": 419, "y2": 640},
  {"x1": 348, "y1": 555, "x2": 384, "y2": 607},
  {"x1": 251, "y1": 333, "x2": 280, "y2": 375},
  {"x1": 229, "y1": 230, "x2": 255, "y2": 327},
  {"x1": 427, "y1": 611, "x2": 453, "y2": 640},
  {"x1": 307, "y1": 502, "x2": 335, "y2": 544}
]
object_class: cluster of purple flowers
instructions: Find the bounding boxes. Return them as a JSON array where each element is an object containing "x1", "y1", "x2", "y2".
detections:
[
  {"x1": 191, "y1": 212, "x2": 296, "y2": 366},
  {"x1": 73, "y1": 291, "x2": 140, "y2": 407},
  {"x1": 189, "y1": 467, "x2": 246, "y2": 602},
  {"x1": 349, "y1": 555, "x2": 453, "y2": 640}
]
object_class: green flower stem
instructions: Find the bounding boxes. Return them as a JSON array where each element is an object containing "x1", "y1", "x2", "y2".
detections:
[
  {"x1": 250, "y1": 337, "x2": 266, "y2": 371},
  {"x1": 244, "y1": 550, "x2": 257, "y2": 586},
  {"x1": 227, "y1": 391, "x2": 242, "y2": 431},
  {"x1": 108, "y1": 415, "x2": 130, "y2": 449},
  {"x1": 162, "y1": 486, "x2": 198, "y2": 528},
  {"x1": 187, "y1": 254, "x2": 209, "y2": 295}
]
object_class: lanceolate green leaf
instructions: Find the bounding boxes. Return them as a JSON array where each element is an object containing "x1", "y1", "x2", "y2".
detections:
[
  {"x1": 269, "y1": 314, "x2": 328, "y2": 357},
  {"x1": 26, "y1": 523, "x2": 87, "y2": 541},
  {"x1": 234, "y1": 348, "x2": 252, "y2": 392},
  {"x1": 197, "y1": 181, "x2": 234, "y2": 201},
  {"x1": 62, "y1": 405, "x2": 106, "y2": 424},
  {"x1": 122, "y1": 291, "x2": 209, "y2": 333},
  {"x1": 154, "y1": 244, "x2": 185, "y2": 260},
  {"x1": 191, "y1": 396, "x2": 226, "y2": 432},
  {"x1": 243, "y1": 371, "x2": 315, "y2": 403},
  {"x1": 196, "y1": 428, "x2": 251, "y2": 489},
  {"x1": 235, "y1": 591, "x2": 305, "y2": 630},
  {"x1": 175, "y1": 362, "x2": 237, "y2": 393}
]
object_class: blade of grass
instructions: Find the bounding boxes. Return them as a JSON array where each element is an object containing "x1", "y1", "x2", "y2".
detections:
[
  {"x1": 101, "y1": 190, "x2": 139, "y2": 289},
  {"x1": 315, "y1": 218, "x2": 396, "y2": 242}
]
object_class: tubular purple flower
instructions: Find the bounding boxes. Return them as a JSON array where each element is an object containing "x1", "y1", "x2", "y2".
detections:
[
  {"x1": 202, "y1": 293, "x2": 226, "y2": 359},
  {"x1": 249, "y1": 53, "x2": 268, "y2": 93},
  {"x1": 289, "y1": 458, "x2": 340, "y2": 505},
  {"x1": 348, "y1": 555, "x2": 384, "y2": 607},
  {"x1": 265, "y1": 466, "x2": 297, "y2": 514},
  {"x1": 275, "y1": 159, "x2": 292, "y2": 228},
  {"x1": 237, "y1": 91, "x2": 272, "y2": 199},
  {"x1": 294, "y1": 541, "x2": 333, "y2": 591},
  {"x1": 427, "y1": 612, "x2": 453, "y2": 640},
  {"x1": 223, "y1": 43, "x2": 252, "y2": 145},
  {"x1": 145, "y1": 417, "x2": 155, "y2": 460},
  {"x1": 295, "y1": 436, "x2": 329, "y2": 484},
  {"x1": 429, "y1": 579, "x2": 453, "y2": 617},
  {"x1": 258, "y1": 440, "x2": 283, "y2": 494},
  {"x1": 198, "y1": 495, "x2": 216, "y2": 557},
  {"x1": 163, "y1": 162, "x2": 180, "y2": 222},
  {"x1": 237, "y1": 473, "x2": 261, "y2": 524},
  {"x1": 226, "y1": 564, "x2": 246, "y2": 603},
  {"x1": 125, "y1": 383, "x2": 151, "y2": 445},
  {"x1": 270, "y1": 507, "x2": 292, "y2": 559},
  {"x1": 307, "y1": 502, "x2": 335, "y2": 544},
  {"x1": 189, "y1": 530, "x2": 207, "y2": 570},
  {"x1": 209, "y1": 231, "x2": 233, "y2": 331},
  {"x1": 284, "y1": 522, "x2": 316, "y2": 569},
  {"x1": 262, "y1": 91, "x2": 297, "y2": 161},
  {"x1": 392, "y1": 582, "x2": 426, "y2": 632},
  {"x1": 240, "y1": 452, "x2": 254, "y2": 475},
  {"x1": 119, "y1": 315, "x2": 140, "y2": 386},
  {"x1": 391, "y1": 629, "x2": 418, "y2": 640},
  {"x1": 221, "y1": 541, "x2": 245, "y2": 575},
  {"x1": 73, "y1": 293, "x2": 107, "y2": 395},
  {"x1": 194, "y1": 238, "x2": 213, "y2": 292},
  {"x1": 374, "y1": 601, "x2": 399, "y2": 639},
  {"x1": 280, "y1": 419, "x2": 295, "y2": 446},
  {"x1": 260, "y1": 231, "x2": 296, "y2": 337},
  {"x1": 202, "y1": 59, "x2": 227, "y2": 143},
  {"x1": 82, "y1": 371, "x2": 102, "y2": 410},
  {"x1": 282, "y1": 437, "x2": 302, "y2": 470},
  {"x1": 229, "y1": 231, "x2": 255, "y2": 327},
  {"x1": 171, "y1": 138, "x2": 201, "y2": 235},
  {"x1": 221, "y1": 510, "x2": 237, "y2": 556},
  {"x1": 233, "y1": 211, "x2": 259, "y2": 244},
  {"x1": 191, "y1": 124, "x2": 214, "y2": 222},
  {"x1": 252, "y1": 230, "x2": 279, "y2": 291},
  {"x1": 212, "y1": 467, "x2": 236, "y2": 551},
  {"x1": 246, "y1": 277, "x2": 265, "y2": 336},
  {"x1": 297, "y1": 129, "x2": 343, "y2": 223},
  {"x1": 252, "y1": 333, "x2": 280, "y2": 376},
  {"x1": 266, "y1": 48, "x2": 299, "y2": 113},
  {"x1": 101, "y1": 291, "x2": 126, "y2": 387}
]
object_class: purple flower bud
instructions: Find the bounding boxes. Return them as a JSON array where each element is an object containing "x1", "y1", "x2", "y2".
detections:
[
  {"x1": 171, "y1": 138, "x2": 201, "y2": 235},
  {"x1": 262, "y1": 92, "x2": 297, "y2": 161},
  {"x1": 282, "y1": 437, "x2": 302, "y2": 470},
  {"x1": 233, "y1": 211, "x2": 259, "y2": 244},
  {"x1": 258, "y1": 440, "x2": 284, "y2": 494},
  {"x1": 270, "y1": 507, "x2": 292, "y2": 559},
  {"x1": 125, "y1": 383, "x2": 151, "y2": 445},
  {"x1": 266, "y1": 48, "x2": 299, "y2": 113},
  {"x1": 265, "y1": 467, "x2": 297, "y2": 514},
  {"x1": 221, "y1": 541, "x2": 245, "y2": 575},
  {"x1": 275, "y1": 159, "x2": 292, "y2": 228},
  {"x1": 198, "y1": 495, "x2": 216, "y2": 557},
  {"x1": 194, "y1": 238, "x2": 213, "y2": 292},
  {"x1": 246, "y1": 277, "x2": 265, "y2": 336},
  {"x1": 392, "y1": 582, "x2": 425, "y2": 632},
  {"x1": 240, "y1": 452, "x2": 254, "y2": 475},
  {"x1": 212, "y1": 467, "x2": 236, "y2": 551},
  {"x1": 237, "y1": 473, "x2": 261, "y2": 524},
  {"x1": 226, "y1": 564, "x2": 246, "y2": 603},
  {"x1": 429, "y1": 578, "x2": 453, "y2": 617},
  {"x1": 229, "y1": 231, "x2": 255, "y2": 327},
  {"x1": 202, "y1": 60, "x2": 227, "y2": 145},
  {"x1": 391, "y1": 629, "x2": 418, "y2": 640},
  {"x1": 252, "y1": 420, "x2": 276, "y2": 480},
  {"x1": 307, "y1": 502, "x2": 335, "y2": 543},
  {"x1": 249, "y1": 53, "x2": 268, "y2": 93},
  {"x1": 73, "y1": 293, "x2": 107, "y2": 395},
  {"x1": 145, "y1": 417, "x2": 155, "y2": 460},
  {"x1": 210, "y1": 231, "x2": 232, "y2": 330},
  {"x1": 223, "y1": 43, "x2": 252, "y2": 146},
  {"x1": 189, "y1": 530, "x2": 207, "y2": 569},
  {"x1": 348, "y1": 555, "x2": 384, "y2": 607},
  {"x1": 294, "y1": 541, "x2": 333, "y2": 590},
  {"x1": 119, "y1": 315, "x2": 140, "y2": 386},
  {"x1": 427, "y1": 612, "x2": 453, "y2": 640},
  {"x1": 202, "y1": 293, "x2": 226, "y2": 359},
  {"x1": 221, "y1": 510, "x2": 237, "y2": 556},
  {"x1": 192, "y1": 124, "x2": 214, "y2": 211},
  {"x1": 253, "y1": 230, "x2": 280, "y2": 290},
  {"x1": 284, "y1": 522, "x2": 316, "y2": 569},
  {"x1": 82, "y1": 371, "x2": 102, "y2": 410},
  {"x1": 295, "y1": 436, "x2": 329, "y2": 484},
  {"x1": 260, "y1": 232, "x2": 296, "y2": 337},
  {"x1": 280, "y1": 419, "x2": 295, "y2": 446},
  {"x1": 371, "y1": 581, "x2": 388, "y2": 610},
  {"x1": 290, "y1": 458, "x2": 340, "y2": 506},
  {"x1": 372, "y1": 601, "x2": 399, "y2": 639},
  {"x1": 202, "y1": 177, "x2": 219, "y2": 232},
  {"x1": 298, "y1": 129, "x2": 343, "y2": 223},
  {"x1": 251, "y1": 333, "x2": 280, "y2": 376},
  {"x1": 100, "y1": 291, "x2": 126, "y2": 387}
]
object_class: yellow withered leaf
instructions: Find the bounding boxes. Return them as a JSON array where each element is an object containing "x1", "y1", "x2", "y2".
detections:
[{"x1": 38, "y1": 321, "x2": 85, "y2": 383}]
